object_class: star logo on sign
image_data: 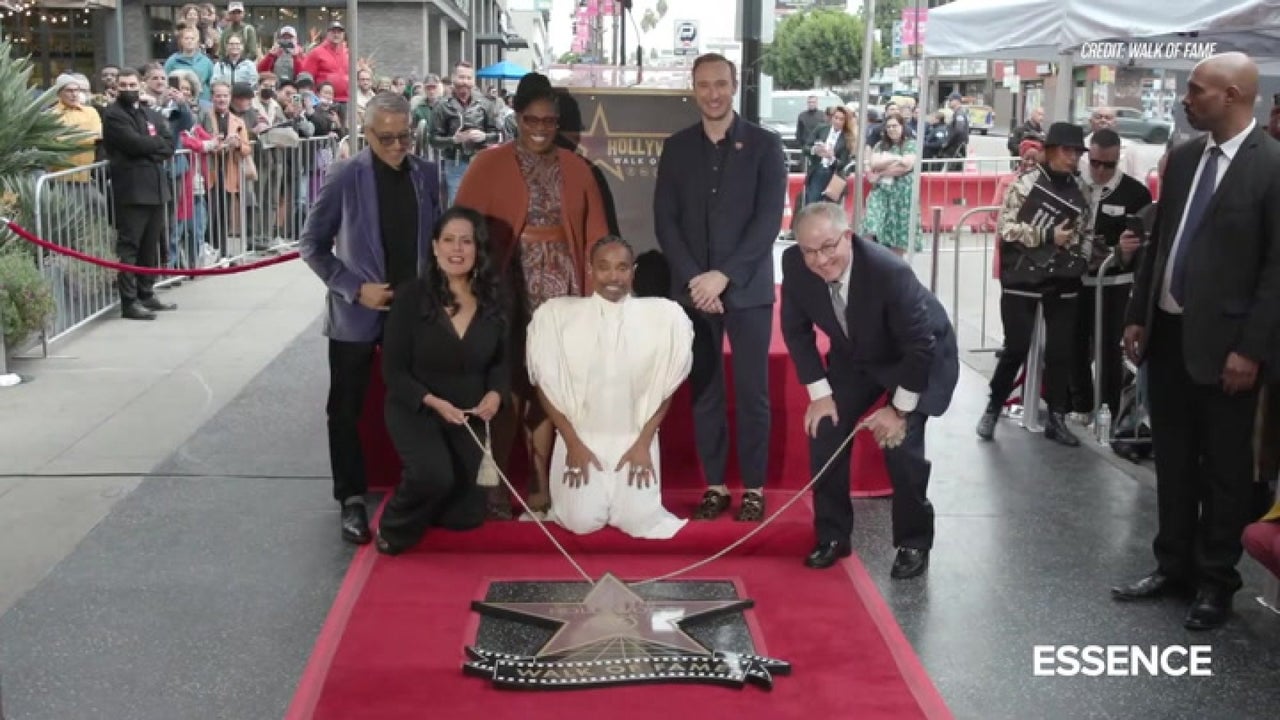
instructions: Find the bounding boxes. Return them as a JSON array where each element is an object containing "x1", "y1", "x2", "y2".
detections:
[
  {"x1": 576, "y1": 104, "x2": 669, "y2": 183},
  {"x1": 472, "y1": 572, "x2": 751, "y2": 659}
]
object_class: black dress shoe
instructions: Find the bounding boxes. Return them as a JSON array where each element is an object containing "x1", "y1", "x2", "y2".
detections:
[
  {"x1": 692, "y1": 490, "x2": 731, "y2": 520},
  {"x1": 1044, "y1": 413, "x2": 1080, "y2": 447},
  {"x1": 374, "y1": 530, "x2": 401, "y2": 556},
  {"x1": 734, "y1": 491, "x2": 765, "y2": 522},
  {"x1": 804, "y1": 541, "x2": 852, "y2": 569},
  {"x1": 976, "y1": 408, "x2": 999, "y2": 440},
  {"x1": 1110, "y1": 572, "x2": 1188, "y2": 601},
  {"x1": 139, "y1": 296, "x2": 177, "y2": 312},
  {"x1": 1184, "y1": 588, "x2": 1233, "y2": 630},
  {"x1": 890, "y1": 547, "x2": 929, "y2": 579},
  {"x1": 341, "y1": 503, "x2": 372, "y2": 545},
  {"x1": 121, "y1": 302, "x2": 156, "y2": 321}
]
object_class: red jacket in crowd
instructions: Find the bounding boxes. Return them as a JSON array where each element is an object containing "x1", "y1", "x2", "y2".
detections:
[{"x1": 304, "y1": 42, "x2": 350, "y2": 103}]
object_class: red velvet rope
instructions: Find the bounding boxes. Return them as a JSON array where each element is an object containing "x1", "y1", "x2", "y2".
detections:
[{"x1": 2, "y1": 218, "x2": 300, "y2": 276}]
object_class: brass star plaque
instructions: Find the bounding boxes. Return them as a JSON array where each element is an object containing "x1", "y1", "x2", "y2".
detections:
[{"x1": 464, "y1": 573, "x2": 790, "y2": 690}]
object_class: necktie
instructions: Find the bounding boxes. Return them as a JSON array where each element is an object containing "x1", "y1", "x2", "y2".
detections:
[
  {"x1": 1170, "y1": 146, "x2": 1221, "y2": 305},
  {"x1": 829, "y1": 280, "x2": 848, "y2": 337}
]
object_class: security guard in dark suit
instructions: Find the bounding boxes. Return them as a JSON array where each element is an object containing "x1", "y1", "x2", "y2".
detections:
[{"x1": 101, "y1": 68, "x2": 176, "y2": 321}]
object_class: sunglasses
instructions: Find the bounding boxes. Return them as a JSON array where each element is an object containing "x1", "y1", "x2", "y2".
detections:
[
  {"x1": 1089, "y1": 159, "x2": 1118, "y2": 169},
  {"x1": 372, "y1": 132, "x2": 414, "y2": 148}
]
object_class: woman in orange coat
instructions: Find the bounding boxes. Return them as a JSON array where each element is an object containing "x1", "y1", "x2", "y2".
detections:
[{"x1": 455, "y1": 72, "x2": 610, "y2": 516}]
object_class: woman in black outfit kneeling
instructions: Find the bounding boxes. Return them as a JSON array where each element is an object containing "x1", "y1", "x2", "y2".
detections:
[{"x1": 376, "y1": 206, "x2": 509, "y2": 554}]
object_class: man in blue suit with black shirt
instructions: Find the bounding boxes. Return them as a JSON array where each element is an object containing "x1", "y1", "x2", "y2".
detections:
[
  {"x1": 299, "y1": 92, "x2": 441, "y2": 545},
  {"x1": 654, "y1": 53, "x2": 788, "y2": 523}
]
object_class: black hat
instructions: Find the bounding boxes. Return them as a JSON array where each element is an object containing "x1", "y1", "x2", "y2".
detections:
[{"x1": 1043, "y1": 121, "x2": 1086, "y2": 150}]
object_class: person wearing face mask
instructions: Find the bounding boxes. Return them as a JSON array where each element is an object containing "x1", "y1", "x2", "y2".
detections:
[
  {"x1": 454, "y1": 71, "x2": 610, "y2": 518},
  {"x1": 373, "y1": 206, "x2": 508, "y2": 555},
  {"x1": 524, "y1": 236, "x2": 692, "y2": 539},
  {"x1": 252, "y1": 73, "x2": 282, "y2": 126},
  {"x1": 51, "y1": 73, "x2": 102, "y2": 183},
  {"x1": 101, "y1": 68, "x2": 177, "y2": 321}
]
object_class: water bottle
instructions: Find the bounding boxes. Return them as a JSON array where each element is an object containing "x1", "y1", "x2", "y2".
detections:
[{"x1": 1096, "y1": 404, "x2": 1112, "y2": 444}]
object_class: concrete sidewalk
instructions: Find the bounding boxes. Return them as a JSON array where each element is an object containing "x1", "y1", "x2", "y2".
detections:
[{"x1": 0, "y1": 260, "x2": 324, "y2": 615}]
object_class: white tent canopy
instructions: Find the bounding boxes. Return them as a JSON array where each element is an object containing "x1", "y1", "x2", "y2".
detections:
[{"x1": 925, "y1": 0, "x2": 1280, "y2": 62}]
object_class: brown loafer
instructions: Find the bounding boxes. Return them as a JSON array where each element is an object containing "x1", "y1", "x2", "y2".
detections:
[
  {"x1": 692, "y1": 490, "x2": 731, "y2": 520},
  {"x1": 735, "y1": 492, "x2": 765, "y2": 522}
]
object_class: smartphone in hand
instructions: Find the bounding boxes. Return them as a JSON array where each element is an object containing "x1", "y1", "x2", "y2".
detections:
[{"x1": 1124, "y1": 214, "x2": 1145, "y2": 237}]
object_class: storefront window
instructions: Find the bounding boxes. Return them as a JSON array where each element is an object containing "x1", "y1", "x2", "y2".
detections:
[
  {"x1": 149, "y1": 4, "x2": 346, "y2": 59},
  {"x1": 1, "y1": 7, "x2": 97, "y2": 88}
]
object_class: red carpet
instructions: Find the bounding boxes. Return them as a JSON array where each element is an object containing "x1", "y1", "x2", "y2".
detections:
[
  {"x1": 284, "y1": 497, "x2": 952, "y2": 720},
  {"x1": 359, "y1": 286, "x2": 893, "y2": 497}
]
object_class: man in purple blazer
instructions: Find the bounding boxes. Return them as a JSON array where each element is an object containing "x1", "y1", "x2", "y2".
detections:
[{"x1": 299, "y1": 92, "x2": 442, "y2": 544}]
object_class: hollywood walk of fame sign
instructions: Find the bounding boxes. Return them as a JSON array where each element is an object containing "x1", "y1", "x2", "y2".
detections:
[
  {"x1": 552, "y1": 89, "x2": 699, "y2": 255},
  {"x1": 464, "y1": 573, "x2": 790, "y2": 690}
]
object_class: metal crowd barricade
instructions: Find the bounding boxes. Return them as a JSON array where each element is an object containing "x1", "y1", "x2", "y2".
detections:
[
  {"x1": 945, "y1": 204, "x2": 1003, "y2": 354},
  {"x1": 1092, "y1": 251, "x2": 1120, "y2": 426},
  {"x1": 32, "y1": 134, "x2": 344, "y2": 353},
  {"x1": 32, "y1": 161, "x2": 118, "y2": 354},
  {"x1": 1018, "y1": 307, "x2": 1047, "y2": 433}
]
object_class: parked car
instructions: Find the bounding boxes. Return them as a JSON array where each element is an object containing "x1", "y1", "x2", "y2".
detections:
[{"x1": 1077, "y1": 106, "x2": 1172, "y2": 144}]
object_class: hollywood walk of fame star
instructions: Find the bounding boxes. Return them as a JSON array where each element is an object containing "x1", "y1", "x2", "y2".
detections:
[{"x1": 471, "y1": 572, "x2": 753, "y2": 659}]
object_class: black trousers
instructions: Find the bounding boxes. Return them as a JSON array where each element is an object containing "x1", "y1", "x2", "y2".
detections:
[
  {"x1": 379, "y1": 404, "x2": 486, "y2": 550},
  {"x1": 114, "y1": 203, "x2": 165, "y2": 303},
  {"x1": 1068, "y1": 281, "x2": 1131, "y2": 414},
  {"x1": 327, "y1": 339, "x2": 377, "y2": 504},
  {"x1": 988, "y1": 291, "x2": 1078, "y2": 413},
  {"x1": 811, "y1": 381, "x2": 934, "y2": 550},
  {"x1": 688, "y1": 304, "x2": 773, "y2": 490},
  {"x1": 1148, "y1": 310, "x2": 1259, "y2": 593}
]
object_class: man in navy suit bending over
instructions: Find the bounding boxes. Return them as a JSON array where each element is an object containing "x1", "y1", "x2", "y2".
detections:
[
  {"x1": 780, "y1": 202, "x2": 958, "y2": 577},
  {"x1": 654, "y1": 53, "x2": 788, "y2": 522}
]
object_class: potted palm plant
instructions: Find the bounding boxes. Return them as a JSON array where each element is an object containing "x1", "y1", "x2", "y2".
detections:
[{"x1": 0, "y1": 39, "x2": 93, "y2": 356}]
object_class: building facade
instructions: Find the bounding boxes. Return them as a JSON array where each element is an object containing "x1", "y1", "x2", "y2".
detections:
[
  {"x1": 2, "y1": 0, "x2": 518, "y2": 88},
  {"x1": 506, "y1": 0, "x2": 548, "y2": 72}
]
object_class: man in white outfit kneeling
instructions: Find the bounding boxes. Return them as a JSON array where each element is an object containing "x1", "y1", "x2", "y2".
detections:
[{"x1": 527, "y1": 236, "x2": 692, "y2": 539}]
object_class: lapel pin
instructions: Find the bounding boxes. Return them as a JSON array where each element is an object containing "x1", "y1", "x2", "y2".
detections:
[{"x1": 734, "y1": 141, "x2": 743, "y2": 150}]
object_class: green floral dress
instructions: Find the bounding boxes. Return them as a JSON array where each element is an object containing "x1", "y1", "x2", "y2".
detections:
[{"x1": 861, "y1": 139, "x2": 918, "y2": 252}]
